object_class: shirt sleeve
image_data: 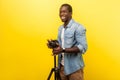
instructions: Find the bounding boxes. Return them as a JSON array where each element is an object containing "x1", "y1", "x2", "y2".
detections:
[{"x1": 75, "y1": 25, "x2": 88, "y2": 54}]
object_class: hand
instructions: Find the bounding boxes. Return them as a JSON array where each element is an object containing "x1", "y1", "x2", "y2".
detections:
[{"x1": 52, "y1": 45, "x2": 63, "y2": 55}]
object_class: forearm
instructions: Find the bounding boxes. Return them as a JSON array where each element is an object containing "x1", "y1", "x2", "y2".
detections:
[{"x1": 64, "y1": 46, "x2": 80, "y2": 53}]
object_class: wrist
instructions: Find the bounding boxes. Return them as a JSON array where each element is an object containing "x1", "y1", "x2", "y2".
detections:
[{"x1": 62, "y1": 48, "x2": 65, "y2": 52}]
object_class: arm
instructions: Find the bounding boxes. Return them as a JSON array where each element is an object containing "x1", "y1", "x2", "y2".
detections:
[
  {"x1": 75, "y1": 25, "x2": 88, "y2": 54},
  {"x1": 63, "y1": 25, "x2": 87, "y2": 54},
  {"x1": 53, "y1": 25, "x2": 87, "y2": 55}
]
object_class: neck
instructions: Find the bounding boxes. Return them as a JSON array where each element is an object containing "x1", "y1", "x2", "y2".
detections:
[{"x1": 64, "y1": 17, "x2": 72, "y2": 28}]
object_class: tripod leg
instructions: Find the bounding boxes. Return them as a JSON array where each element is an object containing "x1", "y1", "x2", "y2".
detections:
[
  {"x1": 47, "y1": 68, "x2": 54, "y2": 80},
  {"x1": 55, "y1": 68, "x2": 61, "y2": 80},
  {"x1": 47, "y1": 56, "x2": 61, "y2": 80},
  {"x1": 54, "y1": 69, "x2": 57, "y2": 80}
]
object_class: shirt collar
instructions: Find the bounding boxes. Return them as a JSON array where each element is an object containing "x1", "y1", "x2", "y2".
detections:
[
  {"x1": 62, "y1": 19, "x2": 74, "y2": 28},
  {"x1": 66, "y1": 19, "x2": 74, "y2": 28}
]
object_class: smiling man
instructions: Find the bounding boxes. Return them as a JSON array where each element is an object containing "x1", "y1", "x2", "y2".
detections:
[{"x1": 52, "y1": 4, "x2": 88, "y2": 80}]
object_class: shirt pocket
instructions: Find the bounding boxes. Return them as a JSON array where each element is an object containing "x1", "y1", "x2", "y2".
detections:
[{"x1": 65, "y1": 33, "x2": 74, "y2": 45}]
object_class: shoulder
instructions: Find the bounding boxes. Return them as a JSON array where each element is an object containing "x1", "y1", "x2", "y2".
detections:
[{"x1": 73, "y1": 20, "x2": 86, "y2": 31}]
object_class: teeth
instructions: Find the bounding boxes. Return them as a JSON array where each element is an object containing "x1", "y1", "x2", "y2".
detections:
[{"x1": 61, "y1": 16, "x2": 65, "y2": 19}]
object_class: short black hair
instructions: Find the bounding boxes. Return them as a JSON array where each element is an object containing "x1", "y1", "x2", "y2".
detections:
[{"x1": 60, "y1": 3, "x2": 72, "y2": 13}]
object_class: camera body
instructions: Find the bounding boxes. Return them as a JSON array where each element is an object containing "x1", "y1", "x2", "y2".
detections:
[{"x1": 48, "y1": 40, "x2": 59, "y2": 48}]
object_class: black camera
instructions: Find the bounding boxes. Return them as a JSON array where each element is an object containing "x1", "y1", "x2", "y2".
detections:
[{"x1": 47, "y1": 40, "x2": 59, "y2": 48}]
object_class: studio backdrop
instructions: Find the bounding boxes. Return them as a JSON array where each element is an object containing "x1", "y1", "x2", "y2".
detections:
[{"x1": 0, "y1": 0, "x2": 120, "y2": 80}]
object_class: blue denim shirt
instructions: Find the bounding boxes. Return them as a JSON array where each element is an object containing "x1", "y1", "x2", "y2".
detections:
[{"x1": 58, "y1": 19, "x2": 88, "y2": 75}]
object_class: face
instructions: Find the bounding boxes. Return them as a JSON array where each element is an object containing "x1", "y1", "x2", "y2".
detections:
[{"x1": 59, "y1": 6, "x2": 72, "y2": 22}]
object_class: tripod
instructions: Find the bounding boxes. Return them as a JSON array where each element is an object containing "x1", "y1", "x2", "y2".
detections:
[{"x1": 47, "y1": 56, "x2": 61, "y2": 80}]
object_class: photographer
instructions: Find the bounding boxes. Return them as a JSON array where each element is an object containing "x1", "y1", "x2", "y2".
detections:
[{"x1": 48, "y1": 4, "x2": 88, "y2": 80}]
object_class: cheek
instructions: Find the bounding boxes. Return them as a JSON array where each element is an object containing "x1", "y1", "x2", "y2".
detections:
[{"x1": 65, "y1": 13, "x2": 70, "y2": 17}]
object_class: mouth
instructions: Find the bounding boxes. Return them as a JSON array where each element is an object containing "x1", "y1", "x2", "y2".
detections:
[{"x1": 61, "y1": 16, "x2": 66, "y2": 20}]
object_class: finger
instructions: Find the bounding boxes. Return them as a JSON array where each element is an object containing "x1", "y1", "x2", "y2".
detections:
[
  {"x1": 53, "y1": 50, "x2": 59, "y2": 55},
  {"x1": 52, "y1": 50, "x2": 56, "y2": 54}
]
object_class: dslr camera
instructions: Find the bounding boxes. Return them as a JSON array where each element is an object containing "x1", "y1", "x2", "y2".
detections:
[{"x1": 47, "y1": 40, "x2": 59, "y2": 48}]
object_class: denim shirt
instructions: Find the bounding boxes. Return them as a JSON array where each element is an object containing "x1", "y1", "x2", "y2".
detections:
[{"x1": 57, "y1": 19, "x2": 88, "y2": 75}]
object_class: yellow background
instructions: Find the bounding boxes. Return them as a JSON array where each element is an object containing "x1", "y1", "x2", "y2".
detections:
[{"x1": 0, "y1": 0, "x2": 120, "y2": 80}]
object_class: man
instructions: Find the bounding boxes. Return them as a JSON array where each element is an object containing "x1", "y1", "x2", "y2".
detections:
[{"x1": 52, "y1": 4, "x2": 88, "y2": 80}]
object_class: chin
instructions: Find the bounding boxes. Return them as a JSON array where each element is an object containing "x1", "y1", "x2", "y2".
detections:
[{"x1": 61, "y1": 19, "x2": 66, "y2": 22}]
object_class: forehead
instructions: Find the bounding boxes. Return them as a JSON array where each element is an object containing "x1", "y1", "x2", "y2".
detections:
[{"x1": 60, "y1": 6, "x2": 69, "y2": 11}]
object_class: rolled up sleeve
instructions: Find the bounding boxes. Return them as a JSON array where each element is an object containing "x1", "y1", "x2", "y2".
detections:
[{"x1": 75, "y1": 25, "x2": 88, "y2": 54}]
